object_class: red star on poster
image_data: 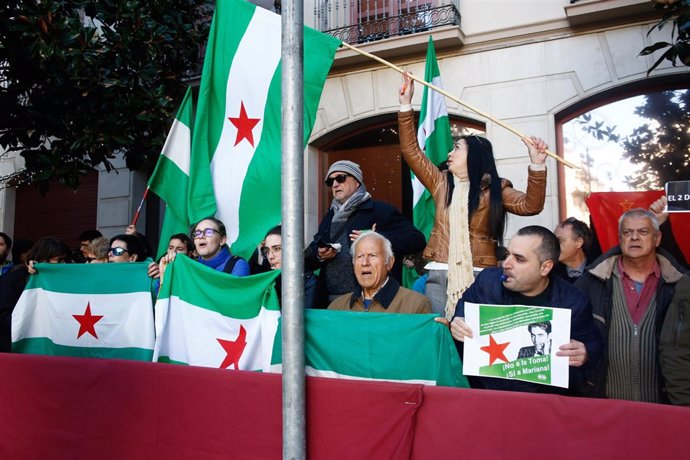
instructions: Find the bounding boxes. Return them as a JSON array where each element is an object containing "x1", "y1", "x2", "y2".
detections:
[
  {"x1": 228, "y1": 102, "x2": 260, "y2": 147},
  {"x1": 217, "y1": 325, "x2": 248, "y2": 370},
  {"x1": 480, "y1": 335, "x2": 510, "y2": 366},
  {"x1": 73, "y1": 302, "x2": 103, "y2": 339}
]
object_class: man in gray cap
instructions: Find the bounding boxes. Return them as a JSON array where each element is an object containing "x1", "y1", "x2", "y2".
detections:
[{"x1": 307, "y1": 160, "x2": 425, "y2": 306}]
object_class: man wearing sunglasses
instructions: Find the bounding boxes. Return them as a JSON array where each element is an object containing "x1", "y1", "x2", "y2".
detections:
[{"x1": 307, "y1": 160, "x2": 425, "y2": 306}]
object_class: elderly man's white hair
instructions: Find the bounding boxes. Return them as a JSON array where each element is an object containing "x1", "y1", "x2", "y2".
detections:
[{"x1": 349, "y1": 231, "x2": 394, "y2": 264}]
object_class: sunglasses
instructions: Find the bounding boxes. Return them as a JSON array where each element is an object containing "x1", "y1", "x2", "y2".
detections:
[
  {"x1": 325, "y1": 174, "x2": 350, "y2": 187},
  {"x1": 193, "y1": 228, "x2": 221, "y2": 239},
  {"x1": 108, "y1": 247, "x2": 129, "y2": 257}
]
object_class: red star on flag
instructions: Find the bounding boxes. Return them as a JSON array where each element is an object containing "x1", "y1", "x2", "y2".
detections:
[
  {"x1": 217, "y1": 325, "x2": 248, "y2": 369},
  {"x1": 619, "y1": 199, "x2": 635, "y2": 212},
  {"x1": 228, "y1": 101, "x2": 260, "y2": 147},
  {"x1": 480, "y1": 335, "x2": 510, "y2": 366},
  {"x1": 73, "y1": 302, "x2": 103, "y2": 339}
]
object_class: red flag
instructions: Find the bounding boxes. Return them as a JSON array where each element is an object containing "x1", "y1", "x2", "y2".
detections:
[{"x1": 586, "y1": 191, "x2": 690, "y2": 262}]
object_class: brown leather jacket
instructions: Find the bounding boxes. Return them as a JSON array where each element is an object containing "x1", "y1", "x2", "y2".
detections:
[{"x1": 398, "y1": 110, "x2": 547, "y2": 267}]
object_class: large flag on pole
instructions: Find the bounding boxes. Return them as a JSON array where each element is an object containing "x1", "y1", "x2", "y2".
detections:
[
  {"x1": 404, "y1": 37, "x2": 453, "y2": 287},
  {"x1": 270, "y1": 310, "x2": 469, "y2": 388},
  {"x1": 148, "y1": 87, "x2": 198, "y2": 258},
  {"x1": 12, "y1": 263, "x2": 155, "y2": 360},
  {"x1": 187, "y1": 0, "x2": 341, "y2": 259},
  {"x1": 153, "y1": 255, "x2": 281, "y2": 370}
]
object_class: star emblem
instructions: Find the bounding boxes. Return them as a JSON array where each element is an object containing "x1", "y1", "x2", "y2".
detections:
[
  {"x1": 228, "y1": 101, "x2": 260, "y2": 147},
  {"x1": 217, "y1": 325, "x2": 248, "y2": 369},
  {"x1": 620, "y1": 199, "x2": 634, "y2": 212},
  {"x1": 73, "y1": 302, "x2": 103, "y2": 339},
  {"x1": 480, "y1": 335, "x2": 510, "y2": 366}
]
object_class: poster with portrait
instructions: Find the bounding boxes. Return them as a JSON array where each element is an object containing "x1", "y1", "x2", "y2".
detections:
[{"x1": 462, "y1": 303, "x2": 571, "y2": 388}]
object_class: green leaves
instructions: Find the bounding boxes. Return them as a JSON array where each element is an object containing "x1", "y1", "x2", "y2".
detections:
[
  {"x1": 0, "y1": 0, "x2": 211, "y2": 192},
  {"x1": 643, "y1": 0, "x2": 690, "y2": 75}
]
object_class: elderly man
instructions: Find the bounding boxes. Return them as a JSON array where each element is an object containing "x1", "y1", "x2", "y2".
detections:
[
  {"x1": 575, "y1": 208, "x2": 688, "y2": 404},
  {"x1": 450, "y1": 225, "x2": 602, "y2": 395},
  {"x1": 553, "y1": 217, "x2": 593, "y2": 284},
  {"x1": 328, "y1": 232, "x2": 431, "y2": 313},
  {"x1": 308, "y1": 160, "x2": 425, "y2": 304}
]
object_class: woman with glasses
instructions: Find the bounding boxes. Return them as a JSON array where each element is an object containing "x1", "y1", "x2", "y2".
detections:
[
  {"x1": 0, "y1": 237, "x2": 71, "y2": 352},
  {"x1": 398, "y1": 72, "x2": 548, "y2": 316},
  {"x1": 261, "y1": 225, "x2": 319, "y2": 309},
  {"x1": 192, "y1": 217, "x2": 249, "y2": 276}
]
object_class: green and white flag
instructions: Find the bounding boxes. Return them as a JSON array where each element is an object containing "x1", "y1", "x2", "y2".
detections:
[
  {"x1": 153, "y1": 255, "x2": 281, "y2": 370},
  {"x1": 404, "y1": 37, "x2": 453, "y2": 288},
  {"x1": 188, "y1": 0, "x2": 341, "y2": 260},
  {"x1": 12, "y1": 263, "x2": 155, "y2": 361},
  {"x1": 270, "y1": 310, "x2": 469, "y2": 388},
  {"x1": 148, "y1": 87, "x2": 198, "y2": 259}
]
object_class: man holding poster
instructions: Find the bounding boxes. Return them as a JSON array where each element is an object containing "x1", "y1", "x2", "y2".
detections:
[{"x1": 450, "y1": 226, "x2": 602, "y2": 395}]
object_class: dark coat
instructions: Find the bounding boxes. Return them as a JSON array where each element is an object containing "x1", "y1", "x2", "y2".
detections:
[
  {"x1": 574, "y1": 246, "x2": 687, "y2": 401},
  {"x1": 0, "y1": 265, "x2": 30, "y2": 352},
  {"x1": 307, "y1": 199, "x2": 425, "y2": 302},
  {"x1": 454, "y1": 267, "x2": 602, "y2": 395}
]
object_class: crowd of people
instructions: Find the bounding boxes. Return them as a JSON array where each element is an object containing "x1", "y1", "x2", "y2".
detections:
[{"x1": 0, "y1": 77, "x2": 687, "y2": 408}]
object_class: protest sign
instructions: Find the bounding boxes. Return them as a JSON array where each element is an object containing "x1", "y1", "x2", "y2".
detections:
[
  {"x1": 463, "y1": 303, "x2": 571, "y2": 388},
  {"x1": 665, "y1": 180, "x2": 690, "y2": 212}
]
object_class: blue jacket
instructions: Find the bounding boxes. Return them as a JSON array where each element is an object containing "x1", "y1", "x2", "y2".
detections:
[{"x1": 454, "y1": 267, "x2": 603, "y2": 395}]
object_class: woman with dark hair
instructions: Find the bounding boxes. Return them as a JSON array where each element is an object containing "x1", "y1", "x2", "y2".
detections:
[
  {"x1": 398, "y1": 73, "x2": 548, "y2": 315},
  {"x1": 0, "y1": 232, "x2": 12, "y2": 276},
  {"x1": 108, "y1": 234, "x2": 147, "y2": 263},
  {"x1": 0, "y1": 237, "x2": 71, "y2": 352},
  {"x1": 260, "y1": 225, "x2": 320, "y2": 309}
]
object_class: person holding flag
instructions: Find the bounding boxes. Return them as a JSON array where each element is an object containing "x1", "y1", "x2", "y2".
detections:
[{"x1": 398, "y1": 65, "x2": 548, "y2": 317}]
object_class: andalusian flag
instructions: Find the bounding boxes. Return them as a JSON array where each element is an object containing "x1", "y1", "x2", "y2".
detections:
[
  {"x1": 404, "y1": 37, "x2": 453, "y2": 287},
  {"x1": 270, "y1": 310, "x2": 469, "y2": 388},
  {"x1": 187, "y1": 0, "x2": 341, "y2": 259},
  {"x1": 148, "y1": 87, "x2": 200, "y2": 258},
  {"x1": 153, "y1": 255, "x2": 281, "y2": 370},
  {"x1": 12, "y1": 263, "x2": 155, "y2": 360}
]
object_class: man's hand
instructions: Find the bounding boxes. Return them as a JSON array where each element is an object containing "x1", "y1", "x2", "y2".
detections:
[
  {"x1": 349, "y1": 223, "x2": 377, "y2": 241},
  {"x1": 125, "y1": 225, "x2": 137, "y2": 235},
  {"x1": 649, "y1": 195, "x2": 668, "y2": 226},
  {"x1": 317, "y1": 246, "x2": 337, "y2": 261},
  {"x1": 522, "y1": 136, "x2": 548, "y2": 165},
  {"x1": 450, "y1": 317, "x2": 474, "y2": 342},
  {"x1": 556, "y1": 339, "x2": 588, "y2": 367}
]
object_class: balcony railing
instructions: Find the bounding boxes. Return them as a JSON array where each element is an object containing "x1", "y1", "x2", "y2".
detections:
[{"x1": 315, "y1": 0, "x2": 461, "y2": 44}]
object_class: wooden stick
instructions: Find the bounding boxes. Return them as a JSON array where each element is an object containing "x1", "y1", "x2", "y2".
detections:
[{"x1": 339, "y1": 41, "x2": 579, "y2": 170}]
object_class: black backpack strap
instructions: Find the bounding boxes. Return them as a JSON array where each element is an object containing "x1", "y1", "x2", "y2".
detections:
[{"x1": 223, "y1": 256, "x2": 241, "y2": 274}]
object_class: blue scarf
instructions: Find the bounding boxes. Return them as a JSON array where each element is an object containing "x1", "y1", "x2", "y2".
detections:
[{"x1": 197, "y1": 246, "x2": 232, "y2": 272}]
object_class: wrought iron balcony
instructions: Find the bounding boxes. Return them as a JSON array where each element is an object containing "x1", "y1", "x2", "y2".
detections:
[{"x1": 316, "y1": 0, "x2": 461, "y2": 45}]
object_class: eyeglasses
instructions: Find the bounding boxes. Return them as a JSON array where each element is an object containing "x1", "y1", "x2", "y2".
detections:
[
  {"x1": 325, "y1": 174, "x2": 350, "y2": 187},
  {"x1": 261, "y1": 245, "x2": 282, "y2": 257},
  {"x1": 108, "y1": 247, "x2": 129, "y2": 256},
  {"x1": 193, "y1": 228, "x2": 221, "y2": 239}
]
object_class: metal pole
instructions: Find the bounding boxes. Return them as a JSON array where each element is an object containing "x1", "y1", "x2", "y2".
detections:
[{"x1": 281, "y1": 0, "x2": 306, "y2": 458}]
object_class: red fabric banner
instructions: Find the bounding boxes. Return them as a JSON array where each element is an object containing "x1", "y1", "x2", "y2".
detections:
[
  {"x1": 1, "y1": 354, "x2": 689, "y2": 459},
  {"x1": 586, "y1": 191, "x2": 690, "y2": 261}
]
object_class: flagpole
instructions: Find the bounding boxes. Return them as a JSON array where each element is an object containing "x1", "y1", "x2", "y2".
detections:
[
  {"x1": 281, "y1": 0, "x2": 307, "y2": 458},
  {"x1": 339, "y1": 41, "x2": 579, "y2": 170},
  {"x1": 131, "y1": 186, "x2": 150, "y2": 227}
]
